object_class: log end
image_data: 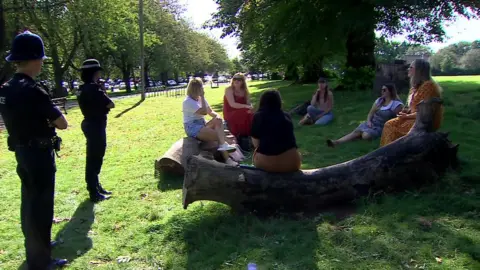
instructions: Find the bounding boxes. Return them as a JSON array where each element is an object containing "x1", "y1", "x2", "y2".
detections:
[{"x1": 155, "y1": 157, "x2": 185, "y2": 176}]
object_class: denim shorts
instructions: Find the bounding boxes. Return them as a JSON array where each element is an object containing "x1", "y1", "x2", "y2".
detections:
[{"x1": 184, "y1": 119, "x2": 206, "y2": 138}]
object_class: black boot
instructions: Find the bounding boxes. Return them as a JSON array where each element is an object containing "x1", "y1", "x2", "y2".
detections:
[
  {"x1": 97, "y1": 183, "x2": 112, "y2": 195},
  {"x1": 49, "y1": 258, "x2": 68, "y2": 269},
  {"x1": 89, "y1": 192, "x2": 110, "y2": 203}
]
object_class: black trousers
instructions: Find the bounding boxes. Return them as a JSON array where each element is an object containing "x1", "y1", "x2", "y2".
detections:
[
  {"x1": 15, "y1": 146, "x2": 56, "y2": 270},
  {"x1": 81, "y1": 120, "x2": 107, "y2": 195}
]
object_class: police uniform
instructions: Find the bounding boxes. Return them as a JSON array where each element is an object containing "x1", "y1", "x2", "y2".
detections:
[
  {"x1": 0, "y1": 31, "x2": 67, "y2": 269},
  {"x1": 77, "y1": 59, "x2": 114, "y2": 202}
]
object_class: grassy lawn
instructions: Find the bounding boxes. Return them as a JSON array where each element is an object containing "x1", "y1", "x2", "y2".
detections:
[{"x1": 0, "y1": 77, "x2": 479, "y2": 269}]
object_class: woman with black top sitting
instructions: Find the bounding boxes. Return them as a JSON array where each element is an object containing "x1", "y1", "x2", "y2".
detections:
[{"x1": 251, "y1": 90, "x2": 301, "y2": 173}]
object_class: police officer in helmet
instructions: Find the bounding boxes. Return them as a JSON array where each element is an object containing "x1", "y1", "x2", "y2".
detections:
[
  {"x1": 77, "y1": 59, "x2": 115, "y2": 202},
  {"x1": 0, "y1": 31, "x2": 68, "y2": 269}
]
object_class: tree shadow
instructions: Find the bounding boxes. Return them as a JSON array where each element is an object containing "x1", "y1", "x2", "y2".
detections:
[
  {"x1": 157, "y1": 171, "x2": 183, "y2": 191},
  {"x1": 52, "y1": 200, "x2": 95, "y2": 264},
  {"x1": 114, "y1": 99, "x2": 145, "y2": 118},
  {"x1": 159, "y1": 204, "x2": 327, "y2": 270},
  {"x1": 319, "y1": 193, "x2": 480, "y2": 268}
]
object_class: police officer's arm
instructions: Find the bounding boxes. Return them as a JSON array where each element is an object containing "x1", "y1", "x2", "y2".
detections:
[
  {"x1": 37, "y1": 88, "x2": 68, "y2": 129},
  {"x1": 99, "y1": 88, "x2": 115, "y2": 109}
]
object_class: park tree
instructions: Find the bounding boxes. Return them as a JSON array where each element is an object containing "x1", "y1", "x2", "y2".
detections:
[
  {"x1": 0, "y1": 0, "x2": 232, "y2": 90},
  {"x1": 209, "y1": 0, "x2": 480, "y2": 85},
  {"x1": 460, "y1": 48, "x2": 480, "y2": 72}
]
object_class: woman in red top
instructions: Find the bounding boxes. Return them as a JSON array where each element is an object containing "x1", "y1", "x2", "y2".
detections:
[{"x1": 223, "y1": 73, "x2": 254, "y2": 138}]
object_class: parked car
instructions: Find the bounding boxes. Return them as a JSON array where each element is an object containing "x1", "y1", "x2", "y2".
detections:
[{"x1": 167, "y1": 79, "x2": 178, "y2": 86}]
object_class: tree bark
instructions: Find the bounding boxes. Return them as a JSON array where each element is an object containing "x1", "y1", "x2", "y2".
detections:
[
  {"x1": 284, "y1": 63, "x2": 299, "y2": 82},
  {"x1": 156, "y1": 132, "x2": 237, "y2": 177},
  {"x1": 182, "y1": 98, "x2": 459, "y2": 214},
  {"x1": 302, "y1": 57, "x2": 326, "y2": 83}
]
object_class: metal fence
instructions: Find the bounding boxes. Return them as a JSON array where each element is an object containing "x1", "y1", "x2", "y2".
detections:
[
  {"x1": 144, "y1": 81, "x2": 230, "y2": 98},
  {"x1": 144, "y1": 85, "x2": 186, "y2": 98}
]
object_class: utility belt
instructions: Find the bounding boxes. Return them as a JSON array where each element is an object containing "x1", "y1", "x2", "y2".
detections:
[{"x1": 8, "y1": 136, "x2": 63, "y2": 156}]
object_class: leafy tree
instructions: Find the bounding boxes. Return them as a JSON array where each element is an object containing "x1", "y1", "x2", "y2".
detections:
[
  {"x1": 209, "y1": 0, "x2": 480, "y2": 85},
  {"x1": 460, "y1": 48, "x2": 480, "y2": 72}
]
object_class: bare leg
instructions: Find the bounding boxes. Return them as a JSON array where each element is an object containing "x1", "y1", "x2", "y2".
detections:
[
  {"x1": 361, "y1": 132, "x2": 373, "y2": 141},
  {"x1": 327, "y1": 131, "x2": 362, "y2": 148}
]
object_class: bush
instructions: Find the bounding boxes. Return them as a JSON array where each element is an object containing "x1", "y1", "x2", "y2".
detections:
[{"x1": 338, "y1": 66, "x2": 375, "y2": 91}]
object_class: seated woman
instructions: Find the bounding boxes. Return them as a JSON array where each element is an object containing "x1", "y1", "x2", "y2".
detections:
[
  {"x1": 380, "y1": 59, "x2": 443, "y2": 146},
  {"x1": 223, "y1": 73, "x2": 254, "y2": 138},
  {"x1": 182, "y1": 77, "x2": 238, "y2": 166},
  {"x1": 299, "y1": 77, "x2": 334, "y2": 126},
  {"x1": 326, "y1": 84, "x2": 404, "y2": 147},
  {"x1": 251, "y1": 90, "x2": 301, "y2": 173}
]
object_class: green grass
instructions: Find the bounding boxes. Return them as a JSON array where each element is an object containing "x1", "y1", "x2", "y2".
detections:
[{"x1": 0, "y1": 77, "x2": 479, "y2": 269}]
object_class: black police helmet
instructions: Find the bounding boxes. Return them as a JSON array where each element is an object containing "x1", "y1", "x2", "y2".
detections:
[
  {"x1": 80, "y1": 59, "x2": 103, "y2": 72},
  {"x1": 5, "y1": 31, "x2": 48, "y2": 62}
]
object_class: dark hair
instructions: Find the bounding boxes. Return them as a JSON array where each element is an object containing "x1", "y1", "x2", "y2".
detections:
[
  {"x1": 259, "y1": 89, "x2": 282, "y2": 111},
  {"x1": 80, "y1": 68, "x2": 100, "y2": 83},
  {"x1": 383, "y1": 83, "x2": 401, "y2": 100},
  {"x1": 317, "y1": 77, "x2": 329, "y2": 102}
]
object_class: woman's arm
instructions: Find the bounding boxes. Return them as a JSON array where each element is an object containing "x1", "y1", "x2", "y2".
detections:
[
  {"x1": 251, "y1": 137, "x2": 259, "y2": 149},
  {"x1": 393, "y1": 104, "x2": 404, "y2": 115},
  {"x1": 366, "y1": 100, "x2": 379, "y2": 122},
  {"x1": 225, "y1": 88, "x2": 251, "y2": 109},
  {"x1": 310, "y1": 90, "x2": 319, "y2": 106},
  {"x1": 207, "y1": 106, "x2": 221, "y2": 119},
  {"x1": 194, "y1": 97, "x2": 209, "y2": 116}
]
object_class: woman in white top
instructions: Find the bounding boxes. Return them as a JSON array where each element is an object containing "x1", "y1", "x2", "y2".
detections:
[
  {"x1": 183, "y1": 77, "x2": 238, "y2": 165},
  {"x1": 327, "y1": 84, "x2": 404, "y2": 147}
]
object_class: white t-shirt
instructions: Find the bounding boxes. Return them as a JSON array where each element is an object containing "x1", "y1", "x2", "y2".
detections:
[
  {"x1": 375, "y1": 98, "x2": 404, "y2": 111},
  {"x1": 183, "y1": 96, "x2": 209, "y2": 123}
]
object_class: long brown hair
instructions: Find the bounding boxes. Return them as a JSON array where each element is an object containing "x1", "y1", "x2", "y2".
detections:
[
  {"x1": 229, "y1": 73, "x2": 250, "y2": 100},
  {"x1": 317, "y1": 77, "x2": 329, "y2": 102},
  {"x1": 384, "y1": 83, "x2": 401, "y2": 101},
  {"x1": 410, "y1": 59, "x2": 432, "y2": 89}
]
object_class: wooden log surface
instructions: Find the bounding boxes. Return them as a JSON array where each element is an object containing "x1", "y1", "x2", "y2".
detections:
[
  {"x1": 182, "y1": 98, "x2": 459, "y2": 213},
  {"x1": 155, "y1": 129, "x2": 237, "y2": 177}
]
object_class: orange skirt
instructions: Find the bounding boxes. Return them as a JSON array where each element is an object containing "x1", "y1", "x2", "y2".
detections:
[{"x1": 253, "y1": 148, "x2": 302, "y2": 173}]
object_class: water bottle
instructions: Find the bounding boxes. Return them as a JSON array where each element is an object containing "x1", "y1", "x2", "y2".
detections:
[{"x1": 247, "y1": 263, "x2": 257, "y2": 270}]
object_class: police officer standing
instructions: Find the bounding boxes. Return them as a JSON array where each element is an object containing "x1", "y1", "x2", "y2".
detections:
[
  {"x1": 77, "y1": 59, "x2": 115, "y2": 202},
  {"x1": 0, "y1": 31, "x2": 68, "y2": 269}
]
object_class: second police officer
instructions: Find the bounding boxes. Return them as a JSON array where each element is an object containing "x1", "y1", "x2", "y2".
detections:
[
  {"x1": 0, "y1": 31, "x2": 68, "y2": 269},
  {"x1": 77, "y1": 59, "x2": 115, "y2": 202}
]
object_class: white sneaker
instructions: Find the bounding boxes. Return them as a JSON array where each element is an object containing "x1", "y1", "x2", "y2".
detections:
[
  {"x1": 225, "y1": 158, "x2": 238, "y2": 166},
  {"x1": 218, "y1": 143, "x2": 236, "y2": 152}
]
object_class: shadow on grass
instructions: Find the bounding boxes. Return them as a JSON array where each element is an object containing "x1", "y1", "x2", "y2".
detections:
[
  {"x1": 159, "y1": 204, "x2": 323, "y2": 270},
  {"x1": 114, "y1": 99, "x2": 145, "y2": 118},
  {"x1": 16, "y1": 200, "x2": 94, "y2": 270},
  {"x1": 157, "y1": 172, "x2": 183, "y2": 191},
  {"x1": 53, "y1": 200, "x2": 95, "y2": 264}
]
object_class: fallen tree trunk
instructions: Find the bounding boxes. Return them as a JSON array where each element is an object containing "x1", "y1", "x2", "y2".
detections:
[
  {"x1": 183, "y1": 98, "x2": 459, "y2": 213},
  {"x1": 155, "y1": 130, "x2": 237, "y2": 176}
]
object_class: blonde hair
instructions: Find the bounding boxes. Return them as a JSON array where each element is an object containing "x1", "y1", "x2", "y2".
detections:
[
  {"x1": 187, "y1": 77, "x2": 204, "y2": 98},
  {"x1": 229, "y1": 72, "x2": 250, "y2": 100},
  {"x1": 410, "y1": 59, "x2": 433, "y2": 89}
]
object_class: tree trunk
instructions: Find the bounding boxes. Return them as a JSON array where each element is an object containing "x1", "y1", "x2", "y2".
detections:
[
  {"x1": 122, "y1": 68, "x2": 131, "y2": 93},
  {"x1": 144, "y1": 62, "x2": 150, "y2": 87},
  {"x1": 284, "y1": 63, "x2": 299, "y2": 81},
  {"x1": 182, "y1": 98, "x2": 458, "y2": 214},
  {"x1": 302, "y1": 57, "x2": 326, "y2": 83},
  {"x1": 345, "y1": 3, "x2": 376, "y2": 69},
  {"x1": 156, "y1": 132, "x2": 238, "y2": 176}
]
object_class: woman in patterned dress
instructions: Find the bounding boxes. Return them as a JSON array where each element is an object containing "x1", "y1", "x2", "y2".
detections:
[
  {"x1": 379, "y1": 59, "x2": 443, "y2": 146},
  {"x1": 326, "y1": 84, "x2": 404, "y2": 147}
]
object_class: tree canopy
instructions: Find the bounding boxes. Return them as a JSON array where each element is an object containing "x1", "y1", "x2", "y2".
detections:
[
  {"x1": 0, "y1": 0, "x2": 232, "y2": 92},
  {"x1": 208, "y1": 0, "x2": 480, "y2": 85}
]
